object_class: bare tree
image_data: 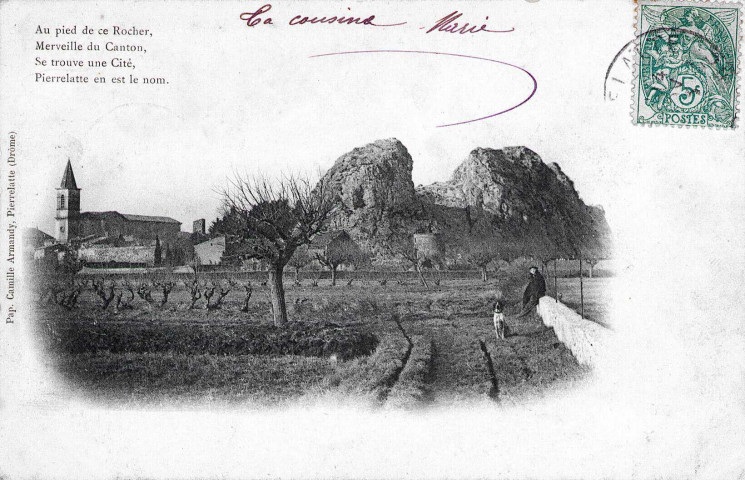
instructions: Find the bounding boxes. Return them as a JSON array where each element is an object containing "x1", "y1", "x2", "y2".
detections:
[
  {"x1": 136, "y1": 281, "x2": 155, "y2": 304},
  {"x1": 216, "y1": 173, "x2": 336, "y2": 326},
  {"x1": 187, "y1": 279, "x2": 202, "y2": 309},
  {"x1": 203, "y1": 283, "x2": 216, "y2": 306},
  {"x1": 93, "y1": 278, "x2": 116, "y2": 311},
  {"x1": 519, "y1": 224, "x2": 561, "y2": 274},
  {"x1": 206, "y1": 280, "x2": 234, "y2": 310},
  {"x1": 314, "y1": 233, "x2": 364, "y2": 286},
  {"x1": 240, "y1": 282, "x2": 253, "y2": 312},
  {"x1": 156, "y1": 280, "x2": 175, "y2": 306},
  {"x1": 462, "y1": 238, "x2": 499, "y2": 282},
  {"x1": 573, "y1": 229, "x2": 610, "y2": 279},
  {"x1": 287, "y1": 244, "x2": 311, "y2": 284},
  {"x1": 57, "y1": 281, "x2": 82, "y2": 310},
  {"x1": 585, "y1": 258, "x2": 600, "y2": 278},
  {"x1": 385, "y1": 234, "x2": 429, "y2": 288},
  {"x1": 115, "y1": 281, "x2": 135, "y2": 311}
]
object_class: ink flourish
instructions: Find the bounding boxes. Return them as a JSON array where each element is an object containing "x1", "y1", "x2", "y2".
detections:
[{"x1": 309, "y1": 49, "x2": 536, "y2": 128}]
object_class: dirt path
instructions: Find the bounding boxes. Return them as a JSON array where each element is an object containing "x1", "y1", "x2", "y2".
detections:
[
  {"x1": 404, "y1": 309, "x2": 586, "y2": 405},
  {"x1": 552, "y1": 278, "x2": 612, "y2": 327}
]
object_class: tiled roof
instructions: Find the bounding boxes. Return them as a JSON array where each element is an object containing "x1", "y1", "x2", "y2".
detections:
[
  {"x1": 80, "y1": 211, "x2": 125, "y2": 221},
  {"x1": 121, "y1": 214, "x2": 181, "y2": 224},
  {"x1": 195, "y1": 236, "x2": 225, "y2": 248},
  {"x1": 24, "y1": 227, "x2": 53, "y2": 242},
  {"x1": 81, "y1": 211, "x2": 181, "y2": 224},
  {"x1": 60, "y1": 159, "x2": 79, "y2": 190}
]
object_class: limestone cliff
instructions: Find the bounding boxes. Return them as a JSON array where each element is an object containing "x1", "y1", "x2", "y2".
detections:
[
  {"x1": 320, "y1": 140, "x2": 611, "y2": 262},
  {"x1": 321, "y1": 138, "x2": 416, "y2": 211}
]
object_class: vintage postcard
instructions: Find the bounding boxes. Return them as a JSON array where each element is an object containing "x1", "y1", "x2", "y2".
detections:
[{"x1": 0, "y1": 0, "x2": 743, "y2": 478}]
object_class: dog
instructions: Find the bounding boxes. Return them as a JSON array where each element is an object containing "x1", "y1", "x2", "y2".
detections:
[{"x1": 493, "y1": 301, "x2": 510, "y2": 340}]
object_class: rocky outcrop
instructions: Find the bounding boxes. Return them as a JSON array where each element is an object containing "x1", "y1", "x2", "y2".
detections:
[
  {"x1": 415, "y1": 146, "x2": 611, "y2": 257},
  {"x1": 321, "y1": 140, "x2": 611, "y2": 263},
  {"x1": 418, "y1": 147, "x2": 577, "y2": 220},
  {"x1": 321, "y1": 138, "x2": 416, "y2": 212},
  {"x1": 319, "y1": 139, "x2": 427, "y2": 260}
]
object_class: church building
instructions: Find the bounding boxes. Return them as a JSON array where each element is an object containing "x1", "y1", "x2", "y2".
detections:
[{"x1": 55, "y1": 160, "x2": 182, "y2": 244}]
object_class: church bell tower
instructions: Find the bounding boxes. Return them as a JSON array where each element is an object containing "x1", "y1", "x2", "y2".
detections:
[{"x1": 55, "y1": 159, "x2": 81, "y2": 243}]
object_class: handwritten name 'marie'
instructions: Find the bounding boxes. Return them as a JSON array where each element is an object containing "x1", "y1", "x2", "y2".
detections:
[
  {"x1": 239, "y1": 5, "x2": 514, "y2": 36},
  {"x1": 240, "y1": 4, "x2": 405, "y2": 28}
]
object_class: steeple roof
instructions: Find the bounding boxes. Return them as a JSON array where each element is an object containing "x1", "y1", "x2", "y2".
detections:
[{"x1": 60, "y1": 159, "x2": 79, "y2": 190}]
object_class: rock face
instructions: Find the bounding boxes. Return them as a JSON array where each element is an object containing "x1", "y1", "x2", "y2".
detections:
[
  {"x1": 321, "y1": 138, "x2": 416, "y2": 212},
  {"x1": 320, "y1": 140, "x2": 611, "y2": 263},
  {"x1": 416, "y1": 146, "x2": 611, "y2": 256},
  {"x1": 418, "y1": 147, "x2": 573, "y2": 217},
  {"x1": 320, "y1": 139, "x2": 427, "y2": 261}
]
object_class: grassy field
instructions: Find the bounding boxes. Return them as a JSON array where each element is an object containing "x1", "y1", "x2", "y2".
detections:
[
  {"x1": 34, "y1": 269, "x2": 598, "y2": 408},
  {"x1": 548, "y1": 277, "x2": 612, "y2": 327},
  {"x1": 53, "y1": 352, "x2": 337, "y2": 407}
]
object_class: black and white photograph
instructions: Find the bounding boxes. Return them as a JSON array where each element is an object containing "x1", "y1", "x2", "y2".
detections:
[
  {"x1": 29, "y1": 140, "x2": 612, "y2": 408},
  {"x1": 0, "y1": 1, "x2": 743, "y2": 479}
]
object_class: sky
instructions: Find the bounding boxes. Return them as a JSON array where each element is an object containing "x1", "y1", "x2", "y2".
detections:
[{"x1": 4, "y1": 0, "x2": 639, "y2": 234}]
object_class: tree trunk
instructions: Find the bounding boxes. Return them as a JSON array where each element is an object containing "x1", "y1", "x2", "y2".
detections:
[
  {"x1": 295, "y1": 267, "x2": 300, "y2": 282},
  {"x1": 588, "y1": 263, "x2": 594, "y2": 278},
  {"x1": 268, "y1": 264, "x2": 288, "y2": 326},
  {"x1": 480, "y1": 265, "x2": 488, "y2": 282},
  {"x1": 416, "y1": 263, "x2": 429, "y2": 289},
  {"x1": 554, "y1": 259, "x2": 558, "y2": 303},
  {"x1": 331, "y1": 266, "x2": 337, "y2": 286},
  {"x1": 579, "y1": 256, "x2": 584, "y2": 320}
]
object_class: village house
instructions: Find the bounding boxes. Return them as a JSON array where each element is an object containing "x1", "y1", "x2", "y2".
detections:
[
  {"x1": 194, "y1": 236, "x2": 226, "y2": 266},
  {"x1": 27, "y1": 160, "x2": 195, "y2": 269},
  {"x1": 54, "y1": 160, "x2": 181, "y2": 245}
]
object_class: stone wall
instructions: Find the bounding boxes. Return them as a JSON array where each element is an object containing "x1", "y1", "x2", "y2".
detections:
[
  {"x1": 536, "y1": 297, "x2": 612, "y2": 367},
  {"x1": 78, "y1": 245, "x2": 155, "y2": 266}
]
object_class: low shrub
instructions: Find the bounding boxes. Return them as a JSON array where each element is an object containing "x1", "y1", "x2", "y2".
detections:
[
  {"x1": 40, "y1": 320, "x2": 378, "y2": 361},
  {"x1": 309, "y1": 298, "x2": 379, "y2": 315},
  {"x1": 288, "y1": 297, "x2": 381, "y2": 324},
  {"x1": 385, "y1": 336, "x2": 434, "y2": 409}
]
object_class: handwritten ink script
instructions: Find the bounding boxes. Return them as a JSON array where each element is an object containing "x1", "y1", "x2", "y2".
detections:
[{"x1": 239, "y1": 5, "x2": 514, "y2": 35}]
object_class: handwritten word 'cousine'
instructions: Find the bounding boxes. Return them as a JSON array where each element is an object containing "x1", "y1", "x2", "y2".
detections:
[{"x1": 240, "y1": 4, "x2": 405, "y2": 28}]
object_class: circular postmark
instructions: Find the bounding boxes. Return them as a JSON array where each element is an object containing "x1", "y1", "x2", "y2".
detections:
[{"x1": 605, "y1": 5, "x2": 739, "y2": 128}]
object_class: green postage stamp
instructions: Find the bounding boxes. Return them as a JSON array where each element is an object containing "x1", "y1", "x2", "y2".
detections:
[{"x1": 634, "y1": 1, "x2": 741, "y2": 128}]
